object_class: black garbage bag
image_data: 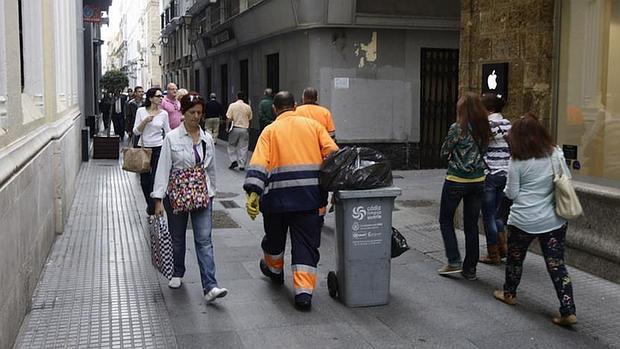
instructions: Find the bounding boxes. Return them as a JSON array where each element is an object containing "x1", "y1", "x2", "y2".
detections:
[
  {"x1": 391, "y1": 227, "x2": 410, "y2": 258},
  {"x1": 320, "y1": 147, "x2": 392, "y2": 191}
]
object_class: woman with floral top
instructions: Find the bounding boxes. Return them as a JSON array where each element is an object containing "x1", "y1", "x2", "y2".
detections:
[{"x1": 438, "y1": 92, "x2": 491, "y2": 280}]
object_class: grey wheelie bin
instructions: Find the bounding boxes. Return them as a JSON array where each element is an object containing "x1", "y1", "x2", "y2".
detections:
[{"x1": 327, "y1": 186, "x2": 401, "y2": 307}]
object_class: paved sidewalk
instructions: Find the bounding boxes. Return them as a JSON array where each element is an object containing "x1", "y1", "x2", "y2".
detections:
[
  {"x1": 15, "y1": 161, "x2": 177, "y2": 348},
  {"x1": 15, "y1": 142, "x2": 620, "y2": 348}
]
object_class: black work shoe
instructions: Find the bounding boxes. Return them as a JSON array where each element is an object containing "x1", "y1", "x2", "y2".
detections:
[
  {"x1": 461, "y1": 269, "x2": 477, "y2": 281},
  {"x1": 228, "y1": 161, "x2": 238, "y2": 170},
  {"x1": 294, "y1": 294, "x2": 312, "y2": 312},
  {"x1": 259, "y1": 259, "x2": 284, "y2": 285}
]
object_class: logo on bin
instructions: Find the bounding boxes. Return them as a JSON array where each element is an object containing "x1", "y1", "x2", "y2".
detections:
[{"x1": 352, "y1": 206, "x2": 367, "y2": 220}]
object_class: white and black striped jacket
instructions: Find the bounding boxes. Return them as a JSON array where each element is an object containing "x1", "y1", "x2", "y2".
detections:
[{"x1": 484, "y1": 113, "x2": 511, "y2": 175}]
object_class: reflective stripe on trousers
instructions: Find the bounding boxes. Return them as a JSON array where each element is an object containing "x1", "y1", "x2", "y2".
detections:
[{"x1": 262, "y1": 210, "x2": 322, "y2": 296}]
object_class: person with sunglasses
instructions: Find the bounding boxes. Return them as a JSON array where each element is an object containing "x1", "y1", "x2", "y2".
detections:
[{"x1": 133, "y1": 87, "x2": 172, "y2": 219}]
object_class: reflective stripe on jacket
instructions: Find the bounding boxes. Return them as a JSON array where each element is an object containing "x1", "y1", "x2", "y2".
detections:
[{"x1": 243, "y1": 111, "x2": 338, "y2": 214}]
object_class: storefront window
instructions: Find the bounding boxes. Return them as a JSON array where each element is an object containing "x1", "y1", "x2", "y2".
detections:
[{"x1": 557, "y1": 0, "x2": 620, "y2": 184}]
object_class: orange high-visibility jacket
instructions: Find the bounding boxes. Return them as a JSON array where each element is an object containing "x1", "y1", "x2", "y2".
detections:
[
  {"x1": 295, "y1": 104, "x2": 336, "y2": 139},
  {"x1": 243, "y1": 111, "x2": 338, "y2": 214}
]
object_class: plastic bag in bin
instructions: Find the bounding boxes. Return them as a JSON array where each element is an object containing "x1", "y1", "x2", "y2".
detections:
[
  {"x1": 320, "y1": 147, "x2": 393, "y2": 191},
  {"x1": 391, "y1": 227, "x2": 410, "y2": 258}
]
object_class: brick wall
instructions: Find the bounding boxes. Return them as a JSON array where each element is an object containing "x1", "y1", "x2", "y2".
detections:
[{"x1": 459, "y1": 0, "x2": 555, "y2": 125}]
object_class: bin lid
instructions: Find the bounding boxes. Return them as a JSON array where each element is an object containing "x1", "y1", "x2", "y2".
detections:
[{"x1": 335, "y1": 186, "x2": 402, "y2": 199}]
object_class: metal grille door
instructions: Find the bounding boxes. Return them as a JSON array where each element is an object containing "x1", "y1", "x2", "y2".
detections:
[{"x1": 419, "y1": 48, "x2": 459, "y2": 169}]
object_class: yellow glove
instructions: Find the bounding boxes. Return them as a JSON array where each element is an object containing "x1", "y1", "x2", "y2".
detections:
[{"x1": 246, "y1": 192, "x2": 260, "y2": 220}]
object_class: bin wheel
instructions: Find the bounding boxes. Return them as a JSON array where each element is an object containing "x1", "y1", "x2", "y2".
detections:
[{"x1": 327, "y1": 271, "x2": 338, "y2": 298}]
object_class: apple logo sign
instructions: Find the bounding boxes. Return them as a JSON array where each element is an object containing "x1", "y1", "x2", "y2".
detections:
[{"x1": 487, "y1": 70, "x2": 498, "y2": 90}]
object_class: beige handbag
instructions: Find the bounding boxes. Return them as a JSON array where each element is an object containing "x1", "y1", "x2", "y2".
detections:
[
  {"x1": 551, "y1": 150, "x2": 583, "y2": 219},
  {"x1": 122, "y1": 137, "x2": 152, "y2": 173}
]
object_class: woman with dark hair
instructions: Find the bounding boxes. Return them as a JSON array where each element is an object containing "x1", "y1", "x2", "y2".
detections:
[
  {"x1": 493, "y1": 113, "x2": 577, "y2": 326},
  {"x1": 152, "y1": 92, "x2": 228, "y2": 303},
  {"x1": 438, "y1": 92, "x2": 491, "y2": 280},
  {"x1": 133, "y1": 87, "x2": 171, "y2": 217}
]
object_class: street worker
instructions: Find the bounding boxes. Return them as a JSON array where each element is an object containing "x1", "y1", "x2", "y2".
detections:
[
  {"x1": 296, "y1": 87, "x2": 336, "y2": 140},
  {"x1": 243, "y1": 91, "x2": 338, "y2": 311},
  {"x1": 296, "y1": 86, "x2": 337, "y2": 215},
  {"x1": 258, "y1": 88, "x2": 275, "y2": 132}
]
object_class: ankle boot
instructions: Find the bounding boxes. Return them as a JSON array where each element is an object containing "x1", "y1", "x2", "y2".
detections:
[
  {"x1": 479, "y1": 244, "x2": 501, "y2": 264},
  {"x1": 498, "y1": 232, "x2": 508, "y2": 258}
]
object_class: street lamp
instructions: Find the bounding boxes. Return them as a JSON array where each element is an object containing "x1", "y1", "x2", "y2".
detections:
[
  {"x1": 182, "y1": 15, "x2": 192, "y2": 26},
  {"x1": 150, "y1": 43, "x2": 157, "y2": 55}
]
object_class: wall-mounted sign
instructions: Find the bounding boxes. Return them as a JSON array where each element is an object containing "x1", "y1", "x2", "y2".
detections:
[
  {"x1": 562, "y1": 144, "x2": 578, "y2": 160},
  {"x1": 481, "y1": 63, "x2": 508, "y2": 100},
  {"x1": 334, "y1": 77, "x2": 350, "y2": 89},
  {"x1": 209, "y1": 28, "x2": 235, "y2": 48},
  {"x1": 83, "y1": 5, "x2": 101, "y2": 23}
]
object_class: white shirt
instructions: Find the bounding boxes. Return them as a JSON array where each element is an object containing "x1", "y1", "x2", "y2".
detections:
[
  {"x1": 132, "y1": 107, "x2": 171, "y2": 147},
  {"x1": 151, "y1": 123, "x2": 217, "y2": 199},
  {"x1": 504, "y1": 147, "x2": 569, "y2": 234},
  {"x1": 226, "y1": 100, "x2": 252, "y2": 129}
]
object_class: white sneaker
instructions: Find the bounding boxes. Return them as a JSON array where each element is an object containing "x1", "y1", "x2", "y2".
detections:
[
  {"x1": 168, "y1": 277, "x2": 182, "y2": 289},
  {"x1": 204, "y1": 287, "x2": 228, "y2": 303}
]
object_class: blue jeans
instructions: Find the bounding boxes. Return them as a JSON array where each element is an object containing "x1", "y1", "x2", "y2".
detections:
[
  {"x1": 481, "y1": 174, "x2": 507, "y2": 246},
  {"x1": 164, "y1": 198, "x2": 218, "y2": 292},
  {"x1": 439, "y1": 180, "x2": 484, "y2": 272}
]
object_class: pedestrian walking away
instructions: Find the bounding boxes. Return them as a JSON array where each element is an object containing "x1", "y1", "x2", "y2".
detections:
[
  {"x1": 296, "y1": 87, "x2": 336, "y2": 140},
  {"x1": 296, "y1": 86, "x2": 338, "y2": 215},
  {"x1": 161, "y1": 82, "x2": 183, "y2": 130},
  {"x1": 243, "y1": 91, "x2": 338, "y2": 311},
  {"x1": 204, "y1": 93, "x2": 224, "y2": 143},
  {"x1": 479, "y1": 93, "x2": 511, "y2": 264},
  {"x1": 112, "y1": 92, "x2": 127, "y2": 141},
  {"x1": 437, "y1": 92, "x2": 491, "y2": 281},
  {"x1": 258, "y1": 88, "x2": 275, "y2": 132},
  {"x1": 226, "y1": 91, "x2": 252, "y2": 170},
  {"x1": 132, "y1": 87, "x2": 171, "y2": 218},
  {"x1": 152, "y1": 92, "x2": 228, "y2": 304},
  {"x1": 493, "y1": 112, "x2": 577, "y2": 327}
]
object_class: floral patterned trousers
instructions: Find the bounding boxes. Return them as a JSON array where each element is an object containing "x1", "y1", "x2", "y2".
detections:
[{"x1": 504, "y1": 224, "x2": 576, "y2": 316}]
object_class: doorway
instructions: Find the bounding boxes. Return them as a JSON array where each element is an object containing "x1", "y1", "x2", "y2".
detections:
[
  {"x1": 419, "y1": 48, "x2": 459, "y2": 169},
  {"x1": 266, "y1": 53, "x2": 279, "y2": 93}
]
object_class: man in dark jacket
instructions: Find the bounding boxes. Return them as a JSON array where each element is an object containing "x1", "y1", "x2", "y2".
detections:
[
  {"x1": 126, "y1": 86, "x2": 144, "y2": 144},
  {"x1": 258, "y1": 88, "x2": 275, "y2": 131},
  {"x1": 111, "y1": 92, "x2": 127, "y2": 141},
  {"x1": 204, "y1": 93, "x2": 224, "y2": 144}
]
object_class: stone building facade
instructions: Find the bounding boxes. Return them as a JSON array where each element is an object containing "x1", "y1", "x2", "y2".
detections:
[
  {"x1": 460, "y1": 0, "x2": 620, "y2": 282},
  {"x1": 459, "y1": 0, "x2": 555, "y2": 125}
]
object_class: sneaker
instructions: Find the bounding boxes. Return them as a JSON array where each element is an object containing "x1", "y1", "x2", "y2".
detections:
[
  {"x1": 437, "y1": 264, "x2": 462, "y2": 275},
  {"x1": 294, "y1": 293, "x2": 312, "y2": 312},
  {"x1": 552, "y1": 314, "x2": 577, "y2": 327},
  {"x1": 259, "y1": 259, "x2": 284, "y2": 285},
  {"x1": 204, "y1": 287, "x2": 228, "y2": 303},
  {"x1": 168, "y1": 277, "x2": 182, "y2": 289},
  {"x1": 493, "y1": 290, "x2": 517, "y2": 305},
  {"x1": 461, "y1": 270, "x2": 477, "y2": 281},
  {"x1": 228, "y1": 161, "x2": 238, "y2": 170}
]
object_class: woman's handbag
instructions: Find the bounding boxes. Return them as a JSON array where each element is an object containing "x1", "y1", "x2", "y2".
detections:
[
  {"x1": 166, "y1": 142, "x2": 210, "y2": 214},
  {"x1": 122, "y1": 137, "x2": 152, "y2": 173},
  {"x1": 551, "y1": 151, "x2": 583, "y2": 219}
]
